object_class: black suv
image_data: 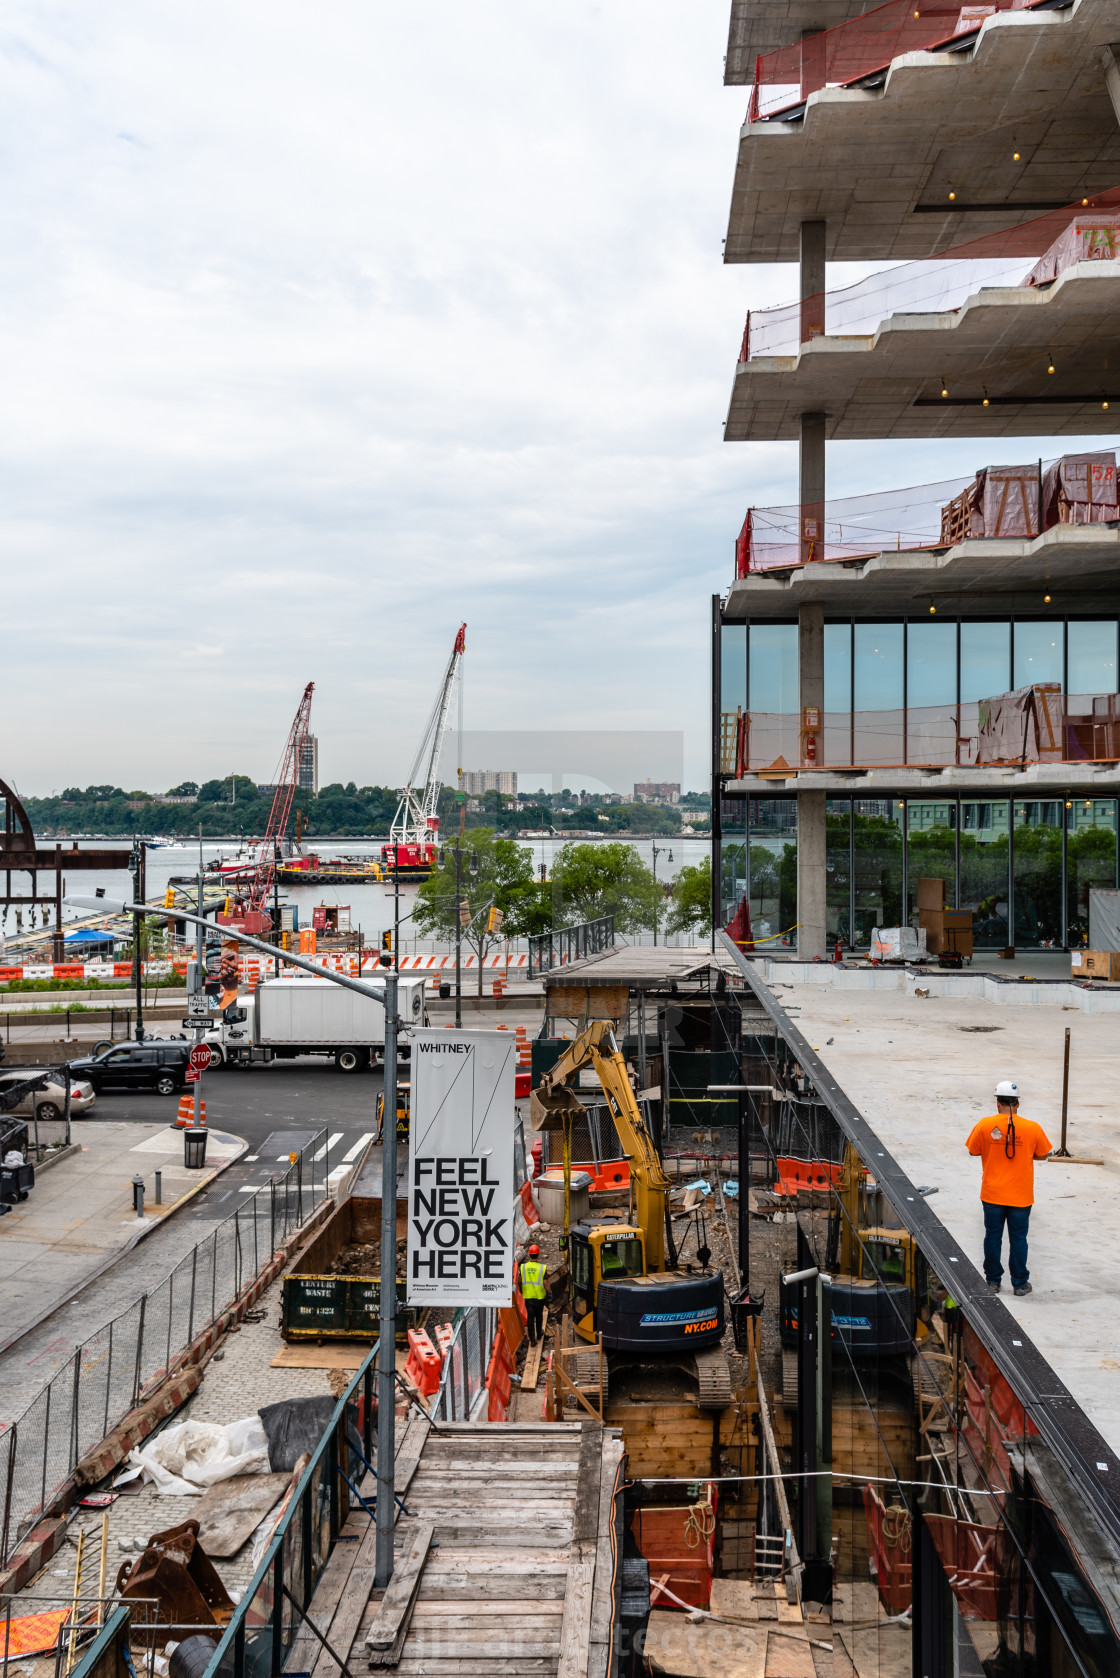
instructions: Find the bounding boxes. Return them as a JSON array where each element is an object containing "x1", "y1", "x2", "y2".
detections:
[{"x1": 68, "y1": 1042, "x2": 191, "y2": 1097}]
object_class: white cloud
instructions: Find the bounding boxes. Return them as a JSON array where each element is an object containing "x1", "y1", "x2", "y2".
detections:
[{"x1": 1, "y1": 2, "x2": 1113, "y2": 796}]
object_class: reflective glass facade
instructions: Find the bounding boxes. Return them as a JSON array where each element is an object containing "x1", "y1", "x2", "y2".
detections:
[{"x1": 720, "y1": 795, "x2": 1119, "y2": 948}]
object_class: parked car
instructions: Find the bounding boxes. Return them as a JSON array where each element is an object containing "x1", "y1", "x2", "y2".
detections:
[
  {"x1": 0, "y1": 1068, "x2": 95, "y2": 1122},
  {"x1": 67, "y1": 1042, "x2": 191, "y2": 1097}
]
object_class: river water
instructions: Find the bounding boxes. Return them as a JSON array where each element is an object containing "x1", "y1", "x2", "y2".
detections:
[{"x1": 10, "y1": 834, "x2": 713, "y2": 947}]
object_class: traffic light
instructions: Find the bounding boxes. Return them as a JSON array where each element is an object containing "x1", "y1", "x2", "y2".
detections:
[
  {"x1": 486, "y1": 906, "x2": 504, "y2": 935},
  {"x1": 458, "y1": 900, "x2": 471, "y2": 927},
  {"x1": 163, "y1": 887, "x2": 176, "y2": 909},
  {"x1": 381, "y1": 931, "x2": 392, "y2": 953}
]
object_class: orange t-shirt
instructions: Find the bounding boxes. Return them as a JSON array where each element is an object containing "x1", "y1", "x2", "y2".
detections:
[{"x1": 966, "y1": 1113, "x2": 1052, "y2": 1206}]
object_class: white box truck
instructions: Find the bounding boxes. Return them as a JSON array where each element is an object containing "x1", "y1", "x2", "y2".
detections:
[{"x1": 201, "y1": 975, "x2": 427, "y2": 1071}]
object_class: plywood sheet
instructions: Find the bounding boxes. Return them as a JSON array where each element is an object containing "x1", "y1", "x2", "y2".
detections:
[
  {"x1": 271, "y1": 1340, "x2": 368, "y2": 1370},
  {"x1": 192, "y1": 1472, "x2": 291, "y2": 1557},
  {"x1": 644, "y1": 1610, "x2": 767, "y2": 1678}
]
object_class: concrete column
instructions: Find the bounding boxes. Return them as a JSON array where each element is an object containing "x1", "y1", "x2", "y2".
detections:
[
  {"x1": 799, "y1": 411, "x2": 826, "y2": 564},
  {"x1": 798, "y1": 600, "x2": 827, "y2": 960},
  {"x1": 799, "y1": 219, "x2": 826, "y2": 344}
]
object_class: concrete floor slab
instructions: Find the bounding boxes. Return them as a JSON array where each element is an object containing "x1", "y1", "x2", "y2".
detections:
[
  {"x1": 763, "y1": 971, "x2": 1120, "y2": 1454},
  {"x1": 726, "y1": 260, "x2": 1120, "y2": 439},
  {"x1": 725, "y1": 0, "x2": 1120, "y2": 262},
  {"x1": 725, "y1": 0, "x2": 871, "y2": 83}
]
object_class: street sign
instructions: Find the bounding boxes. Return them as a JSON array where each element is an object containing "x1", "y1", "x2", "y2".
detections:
[
  {"x1": 185, "y1": 1067, "x2": 200, "y2": 1083},
  {"x1": 189, "y1": 1044, "x2": 212, "y2": 1074}
]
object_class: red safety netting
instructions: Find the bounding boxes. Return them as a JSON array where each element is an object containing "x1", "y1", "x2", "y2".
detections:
[
  {"x1": 749, "y1": 0, "x2": 1044, "y2": 122},
  {"x1": 739, "y1": 690, "x2": 1120, "y2": 774},
  {"x1": 736, "y1": 450, "x2": 1118, "y2": 574},
  {"x1": 743, "y1": 211, "x2": 1120, "y2": 361}
]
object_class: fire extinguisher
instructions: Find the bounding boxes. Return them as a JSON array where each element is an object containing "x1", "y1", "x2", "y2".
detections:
[
  {"x1": 805, "y1": 733, "x2": 817, "y2": 763},
  {"x1": 833, "y1": 938, "x2": 843, "y2": 964}
]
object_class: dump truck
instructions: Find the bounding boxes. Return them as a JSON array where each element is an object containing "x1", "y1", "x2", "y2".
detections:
[{"x1": 200, "y1": 975, "x2": 427, "y2": 1070}]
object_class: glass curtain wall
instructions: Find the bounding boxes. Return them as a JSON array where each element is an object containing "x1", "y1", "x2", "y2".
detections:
[{"x1": 734, "y1": 796, "x2": 1119, "y2": 949}]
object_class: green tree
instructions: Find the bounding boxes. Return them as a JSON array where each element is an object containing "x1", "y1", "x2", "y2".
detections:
[
  {"x1": 413, "y1": 829, "x2": 549, "y2": 995},
  {"x1": 664, "y1": 857, "x2": 711, "y2": 937},
  {"x1": 547, "y1": 841, "x2": 659, "y2": 933}
]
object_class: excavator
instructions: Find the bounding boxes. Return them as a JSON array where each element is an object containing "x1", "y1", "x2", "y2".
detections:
[{"x1": 530, "y1": 1020, "x2": 732, "y2": 1409}]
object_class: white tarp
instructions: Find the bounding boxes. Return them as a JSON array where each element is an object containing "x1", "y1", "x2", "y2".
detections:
[
  {"x1": 117, "y1": 1415, "x2": 271, "y2": 1495},
  {"x1": 1089, "y1": 888, "x2": 1120, "y2": 953},
  {"x1": 406, "y1": 1028, "x2": 516, "y2": 1308}
]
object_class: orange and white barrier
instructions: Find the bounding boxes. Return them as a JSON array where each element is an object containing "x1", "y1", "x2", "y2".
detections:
[{"x1": 175, "y1": 1095, "x2": 206, "y2": 1130}]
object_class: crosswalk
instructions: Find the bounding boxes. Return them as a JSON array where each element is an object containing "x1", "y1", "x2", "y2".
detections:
[{"x1": 190, "y1": 1125, "x2": 376, "y2": 1218}]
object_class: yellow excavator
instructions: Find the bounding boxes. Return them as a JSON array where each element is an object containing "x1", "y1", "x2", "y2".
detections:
[{"x1": 531, "y1": 1020, "x2": 731, "y2": 1409}]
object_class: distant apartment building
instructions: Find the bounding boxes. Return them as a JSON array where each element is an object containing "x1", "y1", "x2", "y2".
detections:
[
  {"x1": 633, "y1": 781, "x2": 680, "y2": 804},
  {"x1": 299, "y1": 735, "x2": 319, "y2": 795},
  {"x1": 461, "y1": 770, "x2": 518, "y2": 797}
]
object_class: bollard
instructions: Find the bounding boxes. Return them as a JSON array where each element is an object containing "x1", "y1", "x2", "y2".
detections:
[
  {"x1": 132, "y1": 1174, "x2": 145, "y2": 1219},
  {"x1": 154, "y1": 1171, "x2": 162, "y2": 1205}
]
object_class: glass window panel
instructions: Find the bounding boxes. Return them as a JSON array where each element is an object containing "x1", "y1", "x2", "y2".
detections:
[
  {"x1": 852, "y1": 798, "x2": 903, "y2": 945},
  {"x1": 906, "y1": 620, "x2": 957, "y2": 707},
  {"x1": 1067, "y1": 799, "x2": 1117, "y2": 945},
  {"x1": 1013, "y1": 620, "x2": 1062, "y2": 688},
  {"x1": 719, "y1": 797, "x2": 748, "y2": 930},
  {"x1": 1067, "y1": 620, "x2": 1118, "y2": 695},
  {"x1": 748, "y1": 797, "x2": 797, "y2": 948},
  {"x1": 853, "y1": 623, "x2": 903, "y2": 709},
  {"x1": 749, "y1": 624, "x2": 798, "y2": 713},
  {"x1": 720, "y1": 622, "x2": 747, "y2": 714},
  {"x1": 826, "y1": 798, "x2": 851, "y2": 947},
  {"x1": 1013, "y1": 800, "x2": 1063, "y2": 947},
  {"x1": 960, "y1": 801, "x2": 1010, "y2": 946},
  {"x1": 824, "y1": 624, "x2": 851, "y2": 766},
  {"x1": 960, "y1": 621, "x2": 1009, "y2": 703},
  {"x1": 906, "y1": 801, "x2": 957, "y2": 924}
]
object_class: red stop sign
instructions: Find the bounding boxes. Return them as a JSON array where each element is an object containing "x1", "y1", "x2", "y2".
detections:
[{"x1": 189, "y1": 1044, "x2": 213, "y2": 1074}]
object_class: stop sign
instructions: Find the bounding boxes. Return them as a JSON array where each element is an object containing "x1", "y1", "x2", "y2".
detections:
[{"x1": 189, "y1": 1043, "x2": 212, "y2": 1074}]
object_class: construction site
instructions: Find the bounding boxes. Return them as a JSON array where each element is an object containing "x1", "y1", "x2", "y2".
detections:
[{"x1": 4, "y1": 3, "x2": 1120, "y2": 1678}]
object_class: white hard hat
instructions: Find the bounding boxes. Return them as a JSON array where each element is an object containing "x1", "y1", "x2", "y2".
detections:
[{"x1": 995, "y1": 1079, "x2": 1019, "y2": 1099}]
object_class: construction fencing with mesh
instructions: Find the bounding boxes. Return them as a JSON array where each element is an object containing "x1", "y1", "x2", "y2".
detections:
[
  {"x1": 0, "y1": 1131, "x2": 330, "y2": 1567},
  {"x1": 735, "y1": 450, "x2": 1119, "y2": 573}
]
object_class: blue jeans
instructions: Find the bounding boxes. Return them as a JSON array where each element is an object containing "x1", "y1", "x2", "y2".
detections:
[{"x1": 983, "y1": 1202, "x2": 1031, "y2": 1288}]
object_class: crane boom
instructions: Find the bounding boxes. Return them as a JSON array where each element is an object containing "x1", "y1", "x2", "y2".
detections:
[
  {"x1": 384, "y1": 623, "x2": 465, "y2": 878},
  {"x1": 247, "y1": 682, "x2": 315, "y2": 916},
  {"x1": 534, "y1": 1019, "x2": 670, "y2": 1272}
]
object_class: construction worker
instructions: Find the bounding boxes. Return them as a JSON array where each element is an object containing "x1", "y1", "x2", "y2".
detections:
[
  {"x1": 966, "y1": 1079, "x2": 1052, "y2": 1297},
  {"x1": 519, "y1": 1243, "x2": 548, "y2": 1345}
]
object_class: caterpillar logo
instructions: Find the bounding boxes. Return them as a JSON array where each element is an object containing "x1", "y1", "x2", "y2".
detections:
[{"x1": 684, "y1": 1317, "x2": 719, "y2": 1336}]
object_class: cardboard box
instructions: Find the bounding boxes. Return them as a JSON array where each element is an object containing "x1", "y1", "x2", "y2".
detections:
[
  {"x1": 1071, "y1": 949, "x2": 1120, "y2": 981},
  {"x1": 919, "y1": 906, "x2": 972, "y2": 956},
  {"x1": 916, "y1": 877, "x2": 947, "y2": 912}
]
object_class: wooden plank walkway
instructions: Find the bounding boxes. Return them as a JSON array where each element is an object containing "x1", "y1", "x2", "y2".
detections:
[{"x1": 293, "y1": 1418, "x2": 622, "y2": 1678}]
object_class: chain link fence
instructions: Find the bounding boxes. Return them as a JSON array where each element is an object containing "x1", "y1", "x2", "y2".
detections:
[{"x1": 0, "y1": 1129, "x2": 330, "y2": 1566}]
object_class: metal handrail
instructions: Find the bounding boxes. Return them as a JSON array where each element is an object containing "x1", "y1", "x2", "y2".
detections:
[{"x1": 527, "y1": 914, "x2": 615, "y2": 977}]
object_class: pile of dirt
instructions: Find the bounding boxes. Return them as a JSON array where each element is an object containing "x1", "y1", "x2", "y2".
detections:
[{"x1": 333, "y1": 1236, "x2": 408, "y2": 1278}]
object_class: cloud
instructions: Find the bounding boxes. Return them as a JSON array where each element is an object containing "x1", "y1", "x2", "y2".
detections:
[{"x1": 1, "y1": 2, "x2": 1112, "y2": 795}]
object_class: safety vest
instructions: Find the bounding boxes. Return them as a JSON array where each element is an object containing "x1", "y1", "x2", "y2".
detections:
[{"x1": 521, "y1": 1260, "x2": 547, "y2": 1299}]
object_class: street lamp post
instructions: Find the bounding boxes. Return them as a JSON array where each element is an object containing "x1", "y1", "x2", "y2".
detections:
[
  {"x1": 452, "y1": 842, "x2": 479, "y2": 1030},
  {"x1": 64, "y1": 890, "x2": 402, "y2": 1584},
  {"x1": 129, "y1": 837, "x2": 146, "y2": 1041}
]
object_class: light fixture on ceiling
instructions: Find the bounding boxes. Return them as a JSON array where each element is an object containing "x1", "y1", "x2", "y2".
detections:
[
  {"x1": 1047, "y1": 353, "x2": 1055, "y2": 374},
  {"x1": 1043, "y1": 594, "x2": 1051, "y2": 603}
]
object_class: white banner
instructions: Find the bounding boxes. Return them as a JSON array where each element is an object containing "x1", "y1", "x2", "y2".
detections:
[{"x1": 406, "y1": 1028, "x2": 516, "y2": 1308}]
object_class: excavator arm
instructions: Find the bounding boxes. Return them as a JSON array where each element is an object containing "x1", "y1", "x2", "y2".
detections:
[{"x1": 533, "y1": 1020, "x2": 671, "y2": 1271}]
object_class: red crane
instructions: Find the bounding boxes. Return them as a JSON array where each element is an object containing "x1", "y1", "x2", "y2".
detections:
[{"x1": 218, "y1": 682, "x2": 314, "y2": 934}]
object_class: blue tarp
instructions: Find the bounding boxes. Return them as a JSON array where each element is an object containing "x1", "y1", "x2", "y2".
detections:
[{"x1": 64, "y1": 928, "x2": 116, "y2": 946}]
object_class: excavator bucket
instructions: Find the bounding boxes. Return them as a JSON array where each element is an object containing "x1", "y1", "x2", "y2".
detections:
[{"x1": 529, "y1": 1083, "x2": 583, "y2": 1133}]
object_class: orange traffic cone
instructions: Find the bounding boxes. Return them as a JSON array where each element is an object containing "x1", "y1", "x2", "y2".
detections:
[{"x1": 176, "y1": 1095, "x2": 207, "y2": 1129}]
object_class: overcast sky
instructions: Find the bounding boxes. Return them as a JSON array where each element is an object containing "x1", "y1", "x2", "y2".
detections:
[{"x1": 5, "y1": 2, "x2": 1118, "y2": 797}]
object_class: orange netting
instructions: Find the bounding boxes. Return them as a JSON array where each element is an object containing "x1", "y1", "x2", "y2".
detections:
[
  {"x1": 738, "y1": 688, "x2": 1120, "y2": 773},
  {"x1": 749, "y1": 0, "x2": 1045, "y2": 122},
  {"x1": 736, "y1": 450, "x2": 1118, "y2": 574}
]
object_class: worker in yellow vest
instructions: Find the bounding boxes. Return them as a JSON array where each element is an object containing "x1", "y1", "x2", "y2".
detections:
[{"x1": 519, "y1": 1243, "x2": 548, "y2": 1345}]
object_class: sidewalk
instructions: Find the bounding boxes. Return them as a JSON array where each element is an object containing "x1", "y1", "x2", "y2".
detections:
[{"x1": 0, "y1": 1122, "x2": 246, "y2": 1352}]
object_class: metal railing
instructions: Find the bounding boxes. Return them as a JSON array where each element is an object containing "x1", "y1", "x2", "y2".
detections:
[
  {"x1": 0, "y1": 1129, "x2": 330, "y2": 1567},
  {"x1": 527, "y1": 914, "x2": 615, "y2": 977},
  {"x1": 201, "y1": 1344, "x2": 376, "y2": 1678}
]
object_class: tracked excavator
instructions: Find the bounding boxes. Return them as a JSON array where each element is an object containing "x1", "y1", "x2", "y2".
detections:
[{"x1": 530, "y1": 1020, "x2": 732, "y2": 1409}]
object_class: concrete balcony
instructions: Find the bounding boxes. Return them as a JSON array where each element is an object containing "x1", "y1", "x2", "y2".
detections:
[
  {"x1": 724, "y1": 0, "x2": 870, "y2": 84},
  {"x1": 725, "y1": 520, "x2": 1120, "y2": 616},
  {"x1": 724, "y1": 0, "x2": 1120, "y2": 263},
  {"x1": 726, "y1": 259, "x2": 1120, "y2": 439}
]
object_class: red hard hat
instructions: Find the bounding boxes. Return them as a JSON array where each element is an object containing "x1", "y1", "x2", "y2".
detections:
[{"x1": 527, "y1": 1244, "x2": 540, "y2": 1257}]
